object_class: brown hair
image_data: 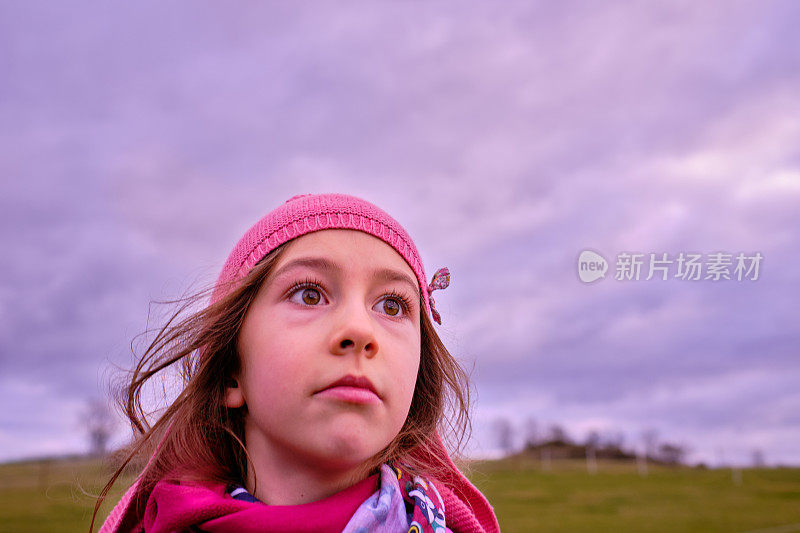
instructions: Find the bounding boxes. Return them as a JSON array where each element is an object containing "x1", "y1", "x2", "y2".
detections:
[{"x1": 90, "y1": 241, "x2": 472, "y2": 531}]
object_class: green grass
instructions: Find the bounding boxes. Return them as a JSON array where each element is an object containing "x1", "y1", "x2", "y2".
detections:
[
  {"x1": 0, "y1": 456, "x2": 136, "y2": 533},
  {"x1": 466, "y1": 457, "x2": 800, "y2": 532},
  {"x1": 1, "y1": 456, "x2": 798, "y2": 532}
]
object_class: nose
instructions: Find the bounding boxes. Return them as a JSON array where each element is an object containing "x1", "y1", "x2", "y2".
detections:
[{"x1": 329, "y1": 300, "x2": 378, "y2": 359}]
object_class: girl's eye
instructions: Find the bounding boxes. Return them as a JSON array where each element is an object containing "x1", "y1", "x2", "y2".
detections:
[
  {"x1": 374, "y1": 294, "x2": 410, "y2": 318},
  {"x1": 381, "y1": 298, "x2": 401, "y2": 316},
  {"x1": 300, "y1": 288, "x2": 322, "y2": 305},
  {"x1": 288, "y1": 284, "x2": 327, "y2": 306}
]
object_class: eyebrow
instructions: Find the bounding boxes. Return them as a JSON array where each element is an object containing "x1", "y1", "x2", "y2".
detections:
[{"x1": 271, "y1": 256, "x2": 420, "y2": 296}]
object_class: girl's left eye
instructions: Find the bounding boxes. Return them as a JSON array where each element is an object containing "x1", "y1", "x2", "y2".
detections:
[
  {"x1": 287, "y1": 282, "x2": 328, "y2": 306},
  {"x1": 373, "y1": 294, "x2": 411, "y2": 318}
]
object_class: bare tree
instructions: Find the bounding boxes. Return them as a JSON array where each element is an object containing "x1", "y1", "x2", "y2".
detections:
[
  {"x1": 602, "y1": 430, "x2": 625, "y2": 450},
  {"x1": 640, "y1": 428, "x2": 659, "y2": 459},
  {"x1": 584, "y1": 430, "x2": 599, "y2": 474},
  {"x1": 523, "y1": 416, "x2": 539, "y2": 448},
  {"x1": 547, "y1": 423, "x2": 571, "y2": 444},
  {"x1": 584, "y1": 430, "x2": 601, "y2": 450},
  {"x1": 492, "y1": 416, "x2": 515, "y2": 456},
  {"x1": 83, "y1": 397, "x2": 116, "y2": 456},
  {"x1": 751, "y1": 448, "x2": 766, "y2": 468},
  {"x1": 656, "y1": 442, "x2": 686, "y2": 465}
]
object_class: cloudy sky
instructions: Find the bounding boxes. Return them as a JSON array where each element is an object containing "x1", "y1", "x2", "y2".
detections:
[{"x1": 1, "y1": 1, "x2": 799, "y2": 466}]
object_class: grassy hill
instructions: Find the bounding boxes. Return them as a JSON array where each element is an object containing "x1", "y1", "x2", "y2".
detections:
[
  {"x1": 0, "y1": 455, "x2": 137, "y2": 533},
  {"x1": 470, "y1": 457, "x2": 800, "y2": 532},
  {"x1": 1, "y1": 455, "x2": 799, "y2": 532}
]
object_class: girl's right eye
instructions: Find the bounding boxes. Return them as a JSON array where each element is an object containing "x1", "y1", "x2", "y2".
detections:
[{"x1": 288, "y1": 283, "x2": 328, "y2": 306}]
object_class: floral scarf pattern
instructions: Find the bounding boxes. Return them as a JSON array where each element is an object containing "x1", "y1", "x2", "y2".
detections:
[{"x1": 228, "y1": 464, "x2": 450, "y2": 533}]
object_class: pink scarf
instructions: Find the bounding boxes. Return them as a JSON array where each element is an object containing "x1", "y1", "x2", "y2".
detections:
[
  {"x1": 143, "y1": 472, "x2": 379, "y2": 532},
  {"x1": 101, "y1": 434, "x2": 499, "y2": 532},
  {"x1": 142, "y1": 463, "x2": 455, "y2": 533}
]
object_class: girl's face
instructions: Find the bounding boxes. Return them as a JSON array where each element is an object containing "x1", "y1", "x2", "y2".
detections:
[{"x1": 226, "y1": 229, "x2": 422, "y2": 477}]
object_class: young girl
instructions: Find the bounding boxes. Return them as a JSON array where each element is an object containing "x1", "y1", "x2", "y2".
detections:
[{"x1": 93, "y1": 193, "x2": 500, "y2": 533}]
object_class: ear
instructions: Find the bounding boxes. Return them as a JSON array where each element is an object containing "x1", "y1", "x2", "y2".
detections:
[{"x1": 224, "y1": 377, "x2": 245, "y2": 408}]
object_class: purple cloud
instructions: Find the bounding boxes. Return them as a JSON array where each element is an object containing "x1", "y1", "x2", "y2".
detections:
[{"x1": 0, "y1": 1, "x2": 798, "y2": 467}]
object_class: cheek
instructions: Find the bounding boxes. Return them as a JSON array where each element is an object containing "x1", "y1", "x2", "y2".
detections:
[
  {"x1": 237, "y1": 321, "x2": 307, "y2": 404},
  {"x1": 393, "y1": 339, "x2": 422, "y2": 410},
  {"x1": 244, "y1": 361, "x2": 297, "y2": 403}
]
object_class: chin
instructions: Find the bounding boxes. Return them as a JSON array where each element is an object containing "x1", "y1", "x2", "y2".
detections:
[
  {"x1": 316, "y1": 434, "x2": 386, "y2": 469},
  {"x1": 328, "y1": 438, "x2": 376, "y2": 461}
]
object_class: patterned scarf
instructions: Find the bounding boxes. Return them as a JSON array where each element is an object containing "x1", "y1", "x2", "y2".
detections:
[
  {"x1": 348, "y1": 463, "x2": 450, "y2": 532},
  {"x1": 227, "y1": 464, "x2": 450, "y2": 533},
  {"x1": 144, "y1": 463, "x2": 450, "y2": 532}
]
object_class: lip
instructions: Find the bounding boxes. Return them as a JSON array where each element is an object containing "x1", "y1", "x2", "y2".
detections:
[{"x1": 314, "y1": 374, "x2": 381, "y2": 404}]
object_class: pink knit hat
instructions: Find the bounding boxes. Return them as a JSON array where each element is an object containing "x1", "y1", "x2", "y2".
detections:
[
  {"x1": 211, "y1": 192, "x2": 451, "y2": 324},
  {"x1": 99, "y1": 193, "x2": 500, "y2": 533}
]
